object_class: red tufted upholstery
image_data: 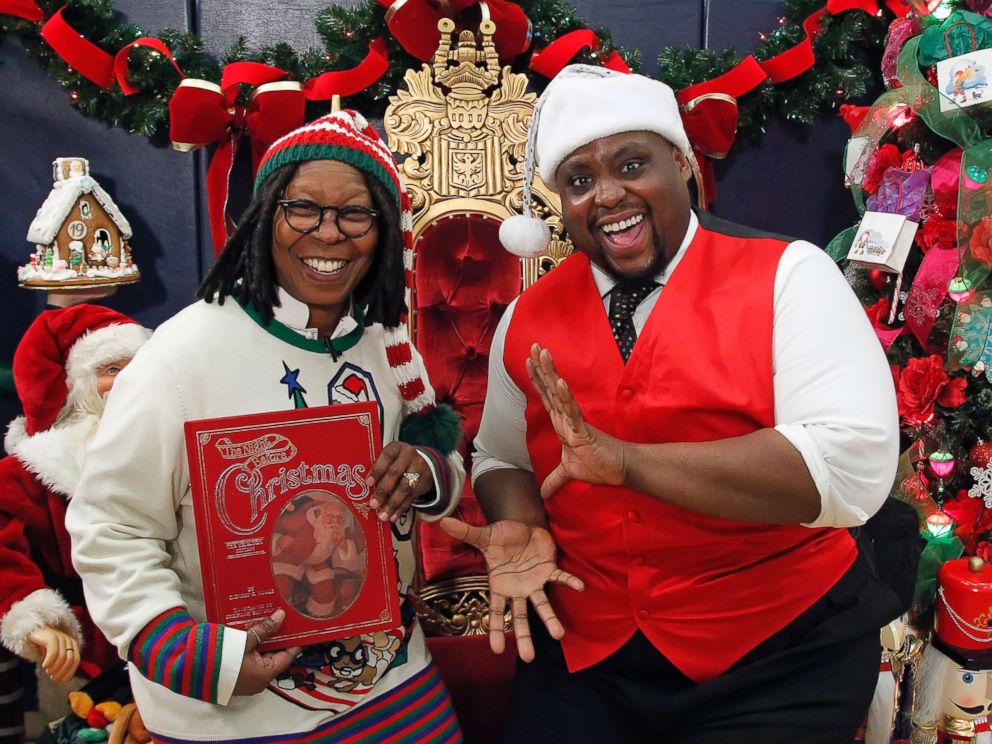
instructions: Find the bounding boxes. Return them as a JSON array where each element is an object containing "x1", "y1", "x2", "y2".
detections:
[{"x1": 413, "y1": 215, "x2": 521, "y2": 581}]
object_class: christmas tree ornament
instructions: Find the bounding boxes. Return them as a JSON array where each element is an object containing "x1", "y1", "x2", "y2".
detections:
[
  {"x1": 972, "y1": 441, "x2": 992, "y2": 469},
  {"x1": 951, "y1": 277, "x2": 978, "y2": 302},
  {"x1": 870, "y1": 268, "x2": 890, "y2": 291},
  {"x1": 928, "y1": 510, "x2": 956, "y2": 538},
  {"x1": 18, "y1": 158, "x2": 140, "y2": 291},
  {"x1": 970, "y1": 463, "x2": 992, "y2": 507},
  {"x1": 968, "y1": 165, "x2": 990, "y2": 184},
  {"x1": 931, "y1": 451, "x2": 958, "y2": 478}
]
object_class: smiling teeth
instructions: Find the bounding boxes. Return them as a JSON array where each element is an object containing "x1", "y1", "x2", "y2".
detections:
[
  {"x1": 303, "y1": 258, "x2": 346, "y2": 273},
  {"x1": 602, "y1": 215, "x2": 644, "y2": 234}
]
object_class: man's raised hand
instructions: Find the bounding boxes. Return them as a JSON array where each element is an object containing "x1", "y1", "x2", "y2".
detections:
[{"x1": 526, "y1": 343, "x2": 628, "y2": 498}]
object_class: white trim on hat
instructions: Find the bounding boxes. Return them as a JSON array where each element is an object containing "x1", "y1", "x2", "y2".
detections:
[
  {"x1": 64, "y1": 322, "x2": 151, "y2": 391},
  {"x1": 535, "y1": 64, "x2": 692, "y2": 189}
]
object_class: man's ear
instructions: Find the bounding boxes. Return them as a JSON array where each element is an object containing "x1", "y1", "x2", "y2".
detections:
[{"x1": 673, "y1": 149, "x2": 693, "y2": 183}]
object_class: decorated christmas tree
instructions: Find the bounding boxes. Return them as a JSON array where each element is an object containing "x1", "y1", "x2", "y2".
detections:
[{"x1": 831, "y1": 3, "x2": 992, "y2": 739}]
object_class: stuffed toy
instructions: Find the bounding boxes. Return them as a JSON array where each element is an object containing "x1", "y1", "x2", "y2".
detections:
[{"x1": 0, "y1": 304, "x2": 149, "y2": 721}]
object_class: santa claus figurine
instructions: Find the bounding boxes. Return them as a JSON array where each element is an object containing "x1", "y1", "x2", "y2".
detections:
[
  {"x1": 0, "y1": 304, "x2": 148, "y2": 714},
  {"x1": 913, "y1": 557, "x2": 992, "y2": 743}
]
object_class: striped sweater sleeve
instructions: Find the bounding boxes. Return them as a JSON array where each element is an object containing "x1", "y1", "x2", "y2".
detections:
[
  {"x1": 128, "y1": 608, "x2": 246, "y2": 705},
  {"x1": 413, "y1": 446, "x2": 464, "y2": 521}
]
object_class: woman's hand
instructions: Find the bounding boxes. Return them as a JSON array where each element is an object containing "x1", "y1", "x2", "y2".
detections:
[
  {"x1": 366, "y1": 442, "x2": 435, "y2": 522},
  {"x1": 27, "y1": 626, "x2": 80, "y2": 682},
  {"x1": 233, "y1": 609, "x2": 301, "y2": 696}
]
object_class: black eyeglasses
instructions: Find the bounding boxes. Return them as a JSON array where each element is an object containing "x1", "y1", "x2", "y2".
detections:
[{"x1": 276, "y1": 199, "x2": 380, "y2": 238}]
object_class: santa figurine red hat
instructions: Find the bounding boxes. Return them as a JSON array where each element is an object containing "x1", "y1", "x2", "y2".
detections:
[{"x1": 0, "y1": 304, "x2": 148, "y2": 714}]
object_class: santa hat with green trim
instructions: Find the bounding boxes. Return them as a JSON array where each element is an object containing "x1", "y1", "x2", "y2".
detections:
[{"x1": 255, "y1": 111, "x2": 461, "y2": 455}]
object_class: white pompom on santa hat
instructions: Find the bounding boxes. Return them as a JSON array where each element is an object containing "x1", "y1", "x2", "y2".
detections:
[{"x1": 500, "y1": 64, "x2": 692, "y2": 259}]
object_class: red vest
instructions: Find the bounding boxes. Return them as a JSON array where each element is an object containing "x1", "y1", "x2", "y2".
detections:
[{"x1": 503, "y1": 220, "x2": 857, "y2": 682}]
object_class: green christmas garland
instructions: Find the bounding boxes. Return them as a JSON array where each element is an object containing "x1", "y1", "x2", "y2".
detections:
[{"x1": 0, "y1": 0, "x2": 891, "y2": 144}]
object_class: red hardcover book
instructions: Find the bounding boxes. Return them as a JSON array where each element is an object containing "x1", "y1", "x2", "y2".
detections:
[{"x1": 184, "y1": 402, "x2": 399, "y2": 651}]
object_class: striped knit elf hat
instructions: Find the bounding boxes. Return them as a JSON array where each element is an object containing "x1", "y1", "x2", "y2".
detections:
[
  {"x1": 254, "y1": 109, "x2": 414, "y2": 295},
  {"x1": 256, "y1": 111, "x2": 460, "y2": 453}
]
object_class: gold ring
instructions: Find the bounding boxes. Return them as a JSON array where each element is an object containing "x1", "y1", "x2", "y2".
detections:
[{"x1": 402, "y1": 471, "x2": 421, "y2": 488}]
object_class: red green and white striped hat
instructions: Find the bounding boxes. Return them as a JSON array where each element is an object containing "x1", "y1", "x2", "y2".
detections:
[{"x1": 254, "y1": 109, "x2": 414, "y2": 293}]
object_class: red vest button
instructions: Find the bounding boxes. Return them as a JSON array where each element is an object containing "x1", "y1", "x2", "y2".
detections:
[
  {"x1": 631, "y1": 556, "x2": 645, "y2": 566},
  {"x1": 637, "y1": 609, "x2": 650, "y2": 620},
  {"x1": 627, "y1": 511, "x2": 641, "y2": 523},
  {"x1": 620, "y1": 388, "x2": 634, "y2": 400}
]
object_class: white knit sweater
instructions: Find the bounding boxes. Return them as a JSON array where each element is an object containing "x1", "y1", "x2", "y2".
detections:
[{"x1": 66, "y1": 298, "x2": 463, "y2": 741}]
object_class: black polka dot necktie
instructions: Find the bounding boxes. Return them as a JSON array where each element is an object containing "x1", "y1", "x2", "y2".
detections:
[{"x1": 608, "y1": 281, "x2": 658, "y2": 363}]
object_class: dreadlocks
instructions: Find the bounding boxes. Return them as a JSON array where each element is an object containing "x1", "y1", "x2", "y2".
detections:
[{"x1": 197, "y1": 163, "x2": 407, "y2": 329}]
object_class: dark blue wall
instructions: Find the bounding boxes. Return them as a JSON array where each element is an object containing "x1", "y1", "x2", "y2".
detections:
[{"x1": 0, "y1": 0, "x2": 860, "y2": 424}]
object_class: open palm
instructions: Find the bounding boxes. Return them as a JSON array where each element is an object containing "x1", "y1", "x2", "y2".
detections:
[{"x1": 440, "y1": 517, "x2": 584, "y2": 662}]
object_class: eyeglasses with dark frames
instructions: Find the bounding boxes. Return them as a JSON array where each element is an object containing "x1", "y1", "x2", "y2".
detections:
[{"x1": 276, "y1": 199, "x2": 380, "y2": 238}]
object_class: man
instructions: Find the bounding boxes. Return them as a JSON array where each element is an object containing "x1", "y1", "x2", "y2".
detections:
[{"x1": 441, "y1": 65, "x2": 902, "y2": 742}]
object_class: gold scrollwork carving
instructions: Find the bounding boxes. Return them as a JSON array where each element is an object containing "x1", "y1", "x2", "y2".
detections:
[
  {"x1": 411, "y1": 575, "x2": 511, "y2": 637},
  {"x1": 384, "y1": 14, "x2": 571, "y2": 308}
]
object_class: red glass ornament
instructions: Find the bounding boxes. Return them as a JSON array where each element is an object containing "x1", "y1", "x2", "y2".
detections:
[
  {"x1": 869, "y1": 269, "x2": 888, "y2": 291},
  {"x1": 972, "y1": 441, "x2": 992, "y2": 469}
]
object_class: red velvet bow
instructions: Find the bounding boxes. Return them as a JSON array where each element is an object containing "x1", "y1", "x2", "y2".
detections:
[
  {"x1": 170, "y1": 64, "x2": 306, "y2": 254},
  {"x1": 529, "y1": 28, "x2": 630, "y2": 79},
  {"x1": 377, "y1": 0, "x2": 531, "y2": 62},
  {"x1": 39, "y1": 6, "x2": 185, "y2": 94},
  {"x1": 0, "y1": 0, "x2": 42, "y2": 21}
]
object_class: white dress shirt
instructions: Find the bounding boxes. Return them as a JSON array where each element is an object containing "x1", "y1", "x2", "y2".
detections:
[{"x1": 472, "y1": 212, "x2": 900, "y2": 528}]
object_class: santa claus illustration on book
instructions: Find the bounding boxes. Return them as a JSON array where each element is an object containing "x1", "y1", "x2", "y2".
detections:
[{"x1": 271, "y1": 492, "x2": 368, "y2": 619}]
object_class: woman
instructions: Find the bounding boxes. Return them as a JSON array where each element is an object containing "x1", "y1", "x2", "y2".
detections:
[{"x1": 66, "y1": 111, "x2": 464, "y2": 743}]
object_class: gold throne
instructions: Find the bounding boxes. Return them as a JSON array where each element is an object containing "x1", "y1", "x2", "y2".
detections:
[{"x1": 384, "y1": 17, "x2": 570, "y2": 634}]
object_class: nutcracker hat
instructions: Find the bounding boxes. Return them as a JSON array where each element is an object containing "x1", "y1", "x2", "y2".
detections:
[
  {"x1": 499, "y1": 64, "x2": 692, "y2": 258},
  {"x1": 11, "y1": 304, "x2": 149, "y2": 437},
  {"x1": 934, "y1": 557, "x2": 992, "y2": 668}
]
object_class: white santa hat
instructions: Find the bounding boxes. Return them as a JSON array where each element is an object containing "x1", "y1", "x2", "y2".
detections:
[{"x1": 499, "y1": 64, "x2": 692, "y2": 258}]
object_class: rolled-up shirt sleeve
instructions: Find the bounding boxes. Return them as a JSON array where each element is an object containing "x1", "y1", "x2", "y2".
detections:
[
  {"x1": 773, "y1": 241, "x2": 900, "y2": 528},
  {"x1": 472, "y1": 299, "x2": 533, "y2": 484}
]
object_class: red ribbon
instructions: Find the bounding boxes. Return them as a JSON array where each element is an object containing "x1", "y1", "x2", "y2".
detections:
[
  {"x1": 761, "y1": 10, "x2": 825, "y2": 84},
  {"x1": 303, "y1": 37, "x2": 390, "y2": 100},
  {"x1": 41, "y1": 6, "x2": 114, "y2": 88},
  {"x1": 113, "y1": 37, "x2": 184, "y2": 95},
  {"x1": 170, "y1": 64, "x2": 304, "y2": 254},
  {"x1": 905, "y1": 246, "x2": 959, "y2": 351},
  {"x1": 825, "y1": 0, "x2": 911, "y2": 17},
  {"x1": 529, "y1": 28, "x2": 630, "y2": 79},
  {"x1": 673, "y1": 1, "x2": 891, "y2": 207},
  {"x1": 0, "y1": 0, "x2": 42, "y2": 21},
  {"x1": 41, "y1": 7, "x2": 185, "y2": 95},
  {"x1": 378, "y1": 0, "x2": 531, "y2": 63}
]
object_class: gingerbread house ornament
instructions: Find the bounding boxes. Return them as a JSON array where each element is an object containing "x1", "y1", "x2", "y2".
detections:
[{"x1": 18, "y1": 157, "x2": 140, "y2": 289}]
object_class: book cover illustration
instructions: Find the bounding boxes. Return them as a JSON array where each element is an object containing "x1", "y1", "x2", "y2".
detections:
[{"x1": 185, "y1": 402, "x2": 399, "y2": 651}]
